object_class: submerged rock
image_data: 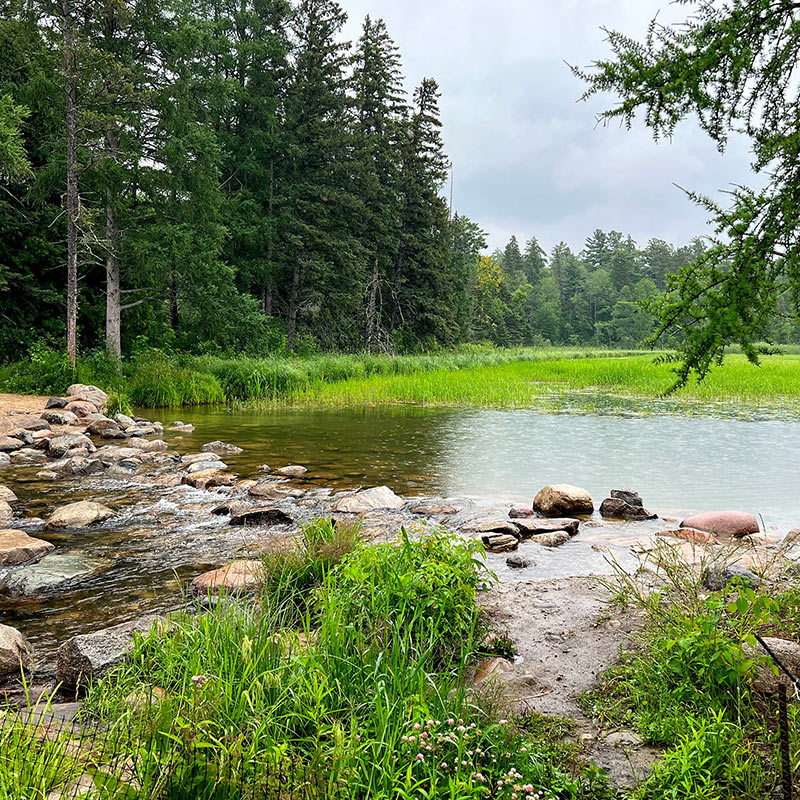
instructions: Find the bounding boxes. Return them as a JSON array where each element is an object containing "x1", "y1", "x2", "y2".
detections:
[
  {"x1": 0, "y1": 529, "x2": 54, "y2": 566},
  {"x1": 680, "y1": 510, "x2": 760, "y2": 538},
  {"x1": 248, "y1": 482, "x2": 301, "y2": 501},
  {"x1": 0, "y1": 623, "x2": 34, "y2": 677},
  {"x1": 529, "y1": 531, "x2": 570, "y2": 548},
  {"x1": 201, "y1": 441, "x2": 243, "y2": 454},
  {"x1": 57, "y1": 615, "x2": 163, "y2": 689},
  {"x1": 0, "y1": 554, "x2": 111, "y2": 596},
  {"x1": 533, "y1": 484, "x2": 593, "y2": 517},
  {"x1": 45, "y1": 501, "x2": 115, "y2": 530},
  {"x1": 506, "y1": 554, "x2": 534, "y2": 569},
  {"x1": 275, "y1": 465, "x2": 308, "y2": 477},
  {"x1": 333, "y1": 486, "x2": 405, "y2": 513}
]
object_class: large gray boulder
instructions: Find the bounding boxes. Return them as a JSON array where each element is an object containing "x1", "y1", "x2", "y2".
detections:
[
  {"x1": 40, "y1": 409, "x2": 79, "y2": 426},
  {"x1": 47, "y1": 433, "x2": 95, "y2": 459},
  {"x1": 533, "y1": 484, "x2": 594, "y2": 517},
  {"x1": 0, "y1": 623, "x2": 34, "y2": 676},
  {"x1": 45, "y1": 501, "x2": 115, "y2": 530},
  {"x1": 0, "y1": 554, "x2": 111, "y2": 596},
  {"x1": 333, "y1": 486, "x2": 405, "y2": 513},
  {"x1": 57, "y1": 615, "x2": 162, "y2": 689},
  {"x1": 66, "y1": 384, "x2": 109, "y2": 412},
  {"x1": 0, "y1": 529, "x2": 54, "y2": 566}
]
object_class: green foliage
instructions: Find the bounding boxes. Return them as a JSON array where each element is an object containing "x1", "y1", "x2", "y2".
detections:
[
  {"x1": 74, "y1": 528, "x2": 608, "y2": 799},
  {"x1": 125, "y1": 353, "x2": 225, "y2": 408},
  {"x1": 576, "y1": 1, "x2": 800, "y2": 387}
]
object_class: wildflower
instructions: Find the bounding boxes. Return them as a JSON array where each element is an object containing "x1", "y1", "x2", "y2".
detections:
[
  {"x1": 499, "y1": 719, "x2": 508, "y2": 725},
  {"x1": 415, "y1": 753, "x2": 424, "y2": 762},
  {"x1": 420, "y1": 732, "x2": 428, "y2": 739},
  {"x1": 458, "y1": 718, "x2": 464, "y2": 725},
  {"x1": 190, "y1": 675, "x2": 207, "y2": 688},
  {"x1": 520, "y1": 747, "x2": 527, "y2": 753},
  {"x1": 402, "y1": 735, "x2": 408, "y2": 743},
  {"x1": 413, "y1": 723, "x2": 421, "y2": 731},
  {"x1": 427, "y1": 719, "x2": 434, "y2": 726},
  {"x1": 475, "y1": 773, "x2": 485, "y2": 783},
  {"x1": 448, "y1": 719, "x2": 455, "y2": 726},
  {"x1": 409, "y1": 736, "x2": 416, "y2": 743},
  {"x1": 457, "y1": 725, "x2": 466, "y2": 732}
]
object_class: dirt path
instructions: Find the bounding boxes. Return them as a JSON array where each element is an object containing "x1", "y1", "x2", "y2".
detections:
[
  {"x1": 480, "y1": 576, "x2": 662, "y2": 789},
  {"x1": 0, "y1": 393, "x2": 48, "y2": 436}
]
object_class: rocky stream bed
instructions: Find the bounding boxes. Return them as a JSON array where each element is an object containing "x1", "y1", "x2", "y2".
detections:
[{"x1": 1, "y1": 387, "x2": 798, "y2": 792}]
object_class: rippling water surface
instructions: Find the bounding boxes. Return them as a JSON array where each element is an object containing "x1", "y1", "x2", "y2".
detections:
[{"x1": 2, "y1": 404, "x2": 799, "y2": 662}]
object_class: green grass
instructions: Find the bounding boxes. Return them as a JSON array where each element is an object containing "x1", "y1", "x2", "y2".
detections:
[
  {"x1": 0, "y1": 522, "x2": 611, "y2": 799},
  {"x1": 281, "y1": 353, "x2": 800, "y2": 412},
  {"x1": 581, "y1": 546, "x2": 800, "y2": 800}
]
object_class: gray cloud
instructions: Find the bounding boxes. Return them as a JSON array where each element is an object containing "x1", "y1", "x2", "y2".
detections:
[{"x1": 341, "y1": 0, "x2": 756, "y2": 253}]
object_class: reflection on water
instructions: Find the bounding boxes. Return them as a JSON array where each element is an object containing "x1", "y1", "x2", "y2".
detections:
[
  {"x1": 1, "y1": 404, "x2": 799, "y2": 662},
  {"x1": 149, "y1": 405, "x2": 800, "y2": 528}
]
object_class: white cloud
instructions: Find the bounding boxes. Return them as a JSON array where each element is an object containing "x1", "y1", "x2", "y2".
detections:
[{"x1": 341, "y1": 0, "x2": 756, "y2": 253}]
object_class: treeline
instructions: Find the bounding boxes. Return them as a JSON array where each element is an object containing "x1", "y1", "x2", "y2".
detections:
[{"x1": 3, "y1": 0, "x2": 798, "y2": 361}]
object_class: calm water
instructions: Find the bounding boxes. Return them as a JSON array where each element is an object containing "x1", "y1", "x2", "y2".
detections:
[
  {"x1": 149, "y1": 405, "x2": 799, "y2": 527},
  {"x1": 2, "y1": 405, "x2": 800, "y2": 664}
]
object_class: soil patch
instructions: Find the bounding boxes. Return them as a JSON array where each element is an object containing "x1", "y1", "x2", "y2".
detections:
[{"x1": 480, "y1": 576, "x2": 662, "y2": 789}]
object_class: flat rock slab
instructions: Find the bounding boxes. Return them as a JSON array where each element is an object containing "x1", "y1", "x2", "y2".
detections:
[
  {"x1": 512, "y1": 517, "x2": 579, "y2": 537},
  {"x1": 332, "y1": 485, "x2": 405, "y2": 514},
  {"x1": 191, "y1": 560, "x2": 264, "y2": 596},
  {"x1": 453, "y1": 509, "x2": 519, "y2": 535},
  {"x1": 0, "y1": 529, "x2": 54, "y2": 566},
  {"x1": 248, "y1": 481, "x2": 302, "y2": 500},
  {"x1": 57, "y1": 615, "x2": 163, "y2": 689},
  {"x1": 409, "y1": 500, "x2": 466, "y2": 515},
  {"x1": 0, "y1": 554, "x2": 111, "y2": 597},
  {"x1": 45, "y1": 501, "x2": 115, "y2": 530},
  {"x1": 680, "y1": 510, "x2": 759, "y2": 538}
]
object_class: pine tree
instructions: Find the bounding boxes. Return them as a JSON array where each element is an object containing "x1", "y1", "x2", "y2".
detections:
[{"x1": 351, "y1": 15, "x2": 406, "y2": 351}]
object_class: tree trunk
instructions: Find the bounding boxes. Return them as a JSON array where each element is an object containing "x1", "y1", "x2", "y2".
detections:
[
  {"x1": 365, "y1": 257, "x2": 379, "y2": 351},
  {"x1": 105, "y1": 129, "x2": 121, "y2": 359},
  {"x1": 263, "y1": 282, "x2": 273, "y2": 316},
  {"x1": 61, "y1": 0, "x2": 79, "y2": 366},
  {"x1": 286, "y1": 257, "x2": 300, "y2": 353}
]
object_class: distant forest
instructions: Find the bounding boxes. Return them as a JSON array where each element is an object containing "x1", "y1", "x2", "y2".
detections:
[{"x1": 2, "y1": 0, "x2": 798, "y2": 361}]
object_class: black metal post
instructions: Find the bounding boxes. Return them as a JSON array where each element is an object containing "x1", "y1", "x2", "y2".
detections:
[{"x1": 780, "y1": 683, "x2": 793, "y2": 800}]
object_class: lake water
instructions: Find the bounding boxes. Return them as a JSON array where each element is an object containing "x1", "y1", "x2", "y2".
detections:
[{"x1": 2, "y1": 404, "x2": 799, "y2": 665}]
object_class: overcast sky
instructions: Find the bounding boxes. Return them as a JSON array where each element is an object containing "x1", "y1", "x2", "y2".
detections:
[{"x1": 341, "y1": 0, "x2": 755, "y2": 254}]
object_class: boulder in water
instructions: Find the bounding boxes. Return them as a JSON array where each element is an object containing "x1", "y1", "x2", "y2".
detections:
[
  {"x1": 0, "y1": 501, "x2": 12, "y2": 526},
  {"x1": 275, "y1": 465, "x2": 308, "y2": 477},
  {"x1": 0, "y1": 485, "x2": 16, "y2": 504},
  {"x1": 529, "y1": 530, "x2": 570, "y2": 548},
  {"x1": 333, "y1": 486, "x2": 406, "y2": 513},
  {"x1": 512, "y1": 517, "x2": 579, "y2": 537},
  {"x1": 533, "y1": 484, "x2": 594, "y2": 517},
  {"x1": 0, "y1": 529, "x2": 54, "y2": 566},
  {"x1": 45, "y1": 500, "x2": 115, "y2": 529},
  {"x1": 600, "y1": 496, "x2": 657, "y2": 520},
  {"x1": 201, "y1": 441, "x2": 243, "y2": 454},
  {"x1": 230, "y1": 507, "x2": 295, "y2": 527},
  {"x1": 481, "y1": 533, "x2": 519, "y2": 552},
  {"x1": 47, "y1": 433, "x2": 95, "y2": 459},
  {"x1": 680, "y1": 510, "x2": 759, "y2": 538}
]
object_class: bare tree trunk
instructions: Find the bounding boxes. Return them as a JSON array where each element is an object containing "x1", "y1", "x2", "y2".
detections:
[
  {"x1": 105, "y1": 129, "x2": 121, "y2": 359},
  {"x1": 61, "y1": 0, "x2": 79, "y2": 366},
  {"x1": 365, "y1": 257, "x2": 379, "y2": 352},
  {"x1": 286, "y1": 256, "x2": 300, "y2": 353},
  {"x1": 263, "y1": 283, "x2": 273, "y2": 316}
]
